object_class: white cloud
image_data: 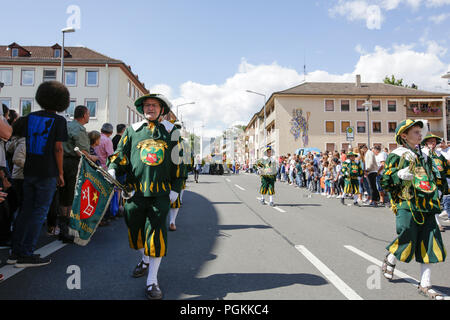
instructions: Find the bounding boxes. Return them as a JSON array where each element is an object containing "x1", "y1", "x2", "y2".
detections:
[
  {"x1": 426, "y1": 0, "x2": 450, "y2": 7},
  {"x1": 153, "y1": 46, "x2": 449, "y2": 138},
  {"x1": 429, "y1": 13, "x2": 450, "y2": 23}
]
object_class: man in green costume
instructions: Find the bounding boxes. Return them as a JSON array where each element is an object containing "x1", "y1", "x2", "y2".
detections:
[
  {"x1": 421, "y1": 133, "x2": 448, "y2": 233},
  {"x1": 256, "y1": 146, "x2": 277, "y2": 207},
  {"x1": 340, "y1": 151, "x2": 363, "y2": 206},
  {"x1": 107, "y1": 94, "x2": 183, "y2": 300},
  {"x1": 380, "y1": 119, "x2": 446, "y2": 300}
]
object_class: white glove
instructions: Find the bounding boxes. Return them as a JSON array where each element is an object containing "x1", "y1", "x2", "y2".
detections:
[
  {"x1": 398, "y1": 168, "x2": 414, "y2": 181},
  {"x1": 169, "y1": 190, "x2": 179, "y2": 203},
  {"x1": 107, "y1": 169, "x2": 116, "y2": 180},
  {"x1": 439, "y1": 190, "x2": 443, "y2": 198},
  {"x1": 122, "y1": 190, "x2": 135, "y2": 200}
]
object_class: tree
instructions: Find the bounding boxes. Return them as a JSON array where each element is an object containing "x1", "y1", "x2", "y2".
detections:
[{"x1": 383, "y1": 75, "x2": 418, "y2": 89}]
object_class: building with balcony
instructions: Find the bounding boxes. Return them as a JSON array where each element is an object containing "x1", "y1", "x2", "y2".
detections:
[
  {"x1": 245, "y1": 75, "x2": 449, "y2": 160},
  {"x1": 0, "y1": 42, "x2": 177, "y2": 132}
]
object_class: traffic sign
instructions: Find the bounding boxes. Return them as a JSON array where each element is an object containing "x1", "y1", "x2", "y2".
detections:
[{"x1": 346, "y1": 127, "x2": 354, "y2": 141}]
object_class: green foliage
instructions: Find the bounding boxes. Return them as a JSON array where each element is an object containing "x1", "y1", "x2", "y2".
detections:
[{"x1": 383, "y1": 75, "x2": 418, "y2": 89}]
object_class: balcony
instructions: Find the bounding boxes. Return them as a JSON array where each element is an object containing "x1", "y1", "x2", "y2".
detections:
[{"x1": 406, "y1": 102, "x2": 444, "y2": 118}]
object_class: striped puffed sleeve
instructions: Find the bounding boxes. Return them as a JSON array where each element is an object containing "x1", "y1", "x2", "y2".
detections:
[
  {"x1": 380, "y1": 153, "x2": 402, "y2": 193},
  {"x1": 169, "y1": 128, "x2": 184, "y2": 194}
]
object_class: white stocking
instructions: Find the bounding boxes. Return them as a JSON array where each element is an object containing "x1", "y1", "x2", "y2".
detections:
[
  {"x1": 420, "y1": 263, "x2": 432, "y2": 288},
  {"x1": 146, "y1": 257, "x2": 162, "y2": 286},
  {"x1": 269, "y1": 195, "x2": 274, "y2": 203},
  {"x1": 169, "y1": 208, "x2": 179, "y2": 225},
  {"x1": 139, "y1": 248, "x2": 149, "y2": 264}
]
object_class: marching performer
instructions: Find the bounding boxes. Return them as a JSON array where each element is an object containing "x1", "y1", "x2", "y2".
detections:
[
  {"x1": 421, "y1": 133, "x2": 449, "y2": 232},
  {"x1": 107, "y1": 94, "x2": 183, "y2": 300},
  {"x1": 169, "y1": 122, "x2": 188, "y2": 232},
  {"x1": 256, "y1": 146, "x2": 277, "y2": 207},
  {"x1": 380, "y1": 119, "x2": 446, "y2": 300},
  {"x1": 340, "y1": 151, "x2": 363, "y2": 206}
]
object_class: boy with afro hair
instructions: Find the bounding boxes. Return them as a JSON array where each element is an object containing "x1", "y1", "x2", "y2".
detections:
[{"x1": 8, "y1": 81, "x2": 69, "y2": 268}]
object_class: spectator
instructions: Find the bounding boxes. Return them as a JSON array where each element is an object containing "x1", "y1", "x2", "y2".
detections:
[
  {"x1": 59, "y1": 105, "x2": 91, "y2": 242},
  {"x1": 112, "y1": 124, "x2": 126, "y2": 151},
  {"x1": 374, "y1": 145, "x2": 387, "y2": 205},
  {"x1": 94, "y1": 123, "x2": 114, "y2": 169},
  {"x1": 365, "y1": 146, "x2": 380, "y2": 206},
  {"x1": 9, "y1": 81, "x2": 69, "y2": 267},
  {"x1": 7, "y1": 110, "x2": 18, "y2": 126},
  {"x1": 88, "y1": 131, "x2": 101, "y2": 166}
]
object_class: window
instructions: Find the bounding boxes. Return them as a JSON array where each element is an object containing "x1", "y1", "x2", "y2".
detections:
[
  {"x1": 65, "y1": 70, "x2": 77, "y2": 86},
  {"x1": 388, "y1": 100, "x2": 397, "y2": 112},
  {"x1": 325, "y1": 121, "x2": 335, "y2": 133},
  {"x1": 388, "y1": 121, "x2": 397, "y2": 133},
  {"x1": 341, "y1": 121, "x2": 350, "y2": 133},
  {"x1": 372, "y1": 100, "x2": 381, "y2": 112},
  {"x1": 85, "y1": 99, "x2": 97, "y2": 118},
  {"x1": 326, "y1": 143, "x2": 336, "y2": 153},
  {"x1": 127, "y1": 81, "x2": 131, "y2": 97},
  {"x1": 86, "y1": 70, "x2": 98, "y2": 86},
  {"x1": 356, "y1": 100, "x2": 365, "y2": 112},
  {"x1": 66, "y1": 100, "x2": 77, "y2": 118},
  {"x1": 372, "y1": 121, "x2": 382, "y2": 133},
  {"x1": 341, "y1": 100, "x2": 350, "y2": 112},
  {"x1": 54, "y1": 49, "x2": 61, "y2": 58},
  {"x1": 0, "y1": 68, "x2": 12, "y2": 86},
  {"x1": 325, "y1": 100, "x2": 334, "y2": 112},
  {"x1": 20, "y1": 99, "x2": 33, "y2": 116},
  {"x1": 11, "y1": 48, "x2": 19, "y2": 57},
  {"x1": 357, "y1": 121, "x2": 366, "y2": 133},
  {"x1": 21, "y1": 69, "x2": 35, "y2": 86},
  {"x1": 43, "y1": 70, "x2": 57, "y2": 82},
  {"x1": 0, "y1": 99, "x2": 11, "y2": 109},
  {"x1": 132, "y1": 86, "x2": 136, "y2": 100},
  {"x1": 342, "y1": 143, "x2": 351, "y2": 152},
  {"x1": 126, "y1": 107, "x2": 130, "y2": 125}
]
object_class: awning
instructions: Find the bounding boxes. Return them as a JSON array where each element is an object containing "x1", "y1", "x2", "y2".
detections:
[{"x1": 409, "y1": 99, "x2": 445, "y2": 102}]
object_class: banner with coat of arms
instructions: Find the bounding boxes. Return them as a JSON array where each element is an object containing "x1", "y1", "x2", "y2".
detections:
[{"x1": 68, "y1": 157, "x2": 115, "y2": 246}]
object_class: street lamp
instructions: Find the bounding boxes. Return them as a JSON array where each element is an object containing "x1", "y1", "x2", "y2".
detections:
[
  {"x1": 363, "y1": 101, "x2": 372, "y2": 148},
  {"x1": 61, "y1": 27, "x2": 75, "y2": 84},
  {"x1": 246, "y1": 90, "x2": 267, "y2": 148},
  {"x1": 176, "y1": 102, "x2": 195, "y2": 120}
]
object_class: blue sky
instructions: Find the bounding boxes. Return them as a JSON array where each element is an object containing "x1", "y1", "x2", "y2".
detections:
[{"x1": 2, "y1": 0, "x2": 450, "y2": 135}]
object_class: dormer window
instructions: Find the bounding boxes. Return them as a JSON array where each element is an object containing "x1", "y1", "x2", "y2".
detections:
[
  {"x1": 54, "y1": 49, "x2": 61, "y2": 58},
  {"x1": 11, "y1": 48, "x2": 19, "y2": 57}
]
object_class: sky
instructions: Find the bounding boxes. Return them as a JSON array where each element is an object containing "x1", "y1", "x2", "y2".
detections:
[{"x1": 2, "y1": 0, "x2": 450, "y2": 137}]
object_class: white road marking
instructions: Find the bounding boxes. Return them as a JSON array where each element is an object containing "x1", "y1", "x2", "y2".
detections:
[
  {"x1": 295, "y1": 245, "x2": 363, "y2": 300},
  {"x1": 235, "y1": 184, "x2": 246, "y2": 191},
  {"x1": 344, "y1": 245, "x2": 449, "y2": 300},
  {"x1": 255, "y1": 197, "x2": 287, "y2": 213},
  {"x1": 0, "y1": 240, "x2": 67, "y2": 281},
  {"x1": 226, "y1": 178, "x2": 231, "y2": 182}
]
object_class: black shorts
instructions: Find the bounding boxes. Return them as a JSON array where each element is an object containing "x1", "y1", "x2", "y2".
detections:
[{"x1": 59, "y1": 157, "x2": 80, "y2": 207}]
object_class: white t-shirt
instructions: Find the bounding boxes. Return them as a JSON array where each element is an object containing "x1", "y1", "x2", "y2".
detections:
[{"x1": 376, "y1": 152, "x2": 387, "y2": 168}]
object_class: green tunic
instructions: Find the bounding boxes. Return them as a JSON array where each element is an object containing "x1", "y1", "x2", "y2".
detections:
[
  {"x1": 107, "y1": 120, "x2": 184, "y2": 197},
  {"x1": 381, "y1": 146, "x2": 446, "y2": 264},
  {"x1": 341, "y1": 160, "x2": 363, "y2": 194},
  {"x1": 425, "y1": 149, "x2": 449, "y2": 196}
]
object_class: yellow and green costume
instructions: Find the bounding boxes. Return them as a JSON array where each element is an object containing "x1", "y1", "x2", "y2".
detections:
[
  {"x1": 256, "y1": 155, "x2": 277, "y2": 196},
  {"x1": 108, "y1": 114, "x2": 183, "y2": 258},
  {"x1": 341, "y1": 156, "x2": 363, "y2": 195},
  {"x1": 381, "y1": 129, "x2": 446, "y2": 264}
]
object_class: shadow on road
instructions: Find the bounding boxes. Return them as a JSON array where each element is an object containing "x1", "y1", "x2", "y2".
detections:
[{"x1": 162, "y1": 190, "x2": 327, "y2": 300}]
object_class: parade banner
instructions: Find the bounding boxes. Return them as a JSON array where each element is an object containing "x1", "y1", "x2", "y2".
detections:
[{"x1": 68, "y1": 157, "x2": 115, "y2": 246}]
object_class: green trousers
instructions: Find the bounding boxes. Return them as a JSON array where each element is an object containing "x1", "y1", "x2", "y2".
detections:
[
  {"x1": 124, "y1": 195, "x2": 170, "y2": 257},
  {"x1": 386, "y1": 209, "x2": 446, "y2": 264},
  {"x1": 260, "y1": 176, "x2": 275, "y2": 195}
]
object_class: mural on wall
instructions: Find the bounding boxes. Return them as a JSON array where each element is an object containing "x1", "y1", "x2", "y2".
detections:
[{"x1": 290, "y1": 108, "x2": 310, "y2": 147}]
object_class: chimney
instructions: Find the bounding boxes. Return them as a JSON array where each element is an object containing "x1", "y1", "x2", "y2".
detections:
[{"x1": 355, "y1": 74, "x2": 361, "y2": 87}]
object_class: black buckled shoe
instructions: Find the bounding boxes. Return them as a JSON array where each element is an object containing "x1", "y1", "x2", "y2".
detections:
[
  {"x1": 146, "y1": 283, "x2": 163, "y2": 300},
  {"x1": 132, "y1": 261, "x2": 149, "y2": 278}
]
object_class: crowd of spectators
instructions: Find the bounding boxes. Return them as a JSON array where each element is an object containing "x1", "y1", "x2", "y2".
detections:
[{"x1": 0, "y1": 81, "x2": 127, "y2": 280}]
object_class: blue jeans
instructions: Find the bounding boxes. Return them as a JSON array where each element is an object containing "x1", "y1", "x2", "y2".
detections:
[
  {"x1": 443, "y1": 195, "x2": 450, "y2": 213},
  {"x1": 12, "y1": 176, "x2": 57, "y2": 256}
]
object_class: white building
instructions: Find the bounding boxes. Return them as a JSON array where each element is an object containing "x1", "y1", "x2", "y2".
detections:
[{"x1": 0, "y1": 42, "x2": 158, "y2": 132}]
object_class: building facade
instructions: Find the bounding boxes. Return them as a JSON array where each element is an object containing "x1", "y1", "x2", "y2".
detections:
[
  {"x1": 245, "y1": 76, "x2": 449, "y2": 163},
  {"x1": 0, "y1": 43, "x2": 175, "y2": 132}
]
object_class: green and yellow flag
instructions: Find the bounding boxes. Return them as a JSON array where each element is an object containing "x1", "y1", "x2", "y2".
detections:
[{"x1": 68, "y1": 157, "x2": 115, "y2": 246}]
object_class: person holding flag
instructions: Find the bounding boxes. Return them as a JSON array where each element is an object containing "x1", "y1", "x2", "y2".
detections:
[
  {"x1": 380, "y1": 119, "x2": 446, "y2": 300},
  {"x1": 107, "y1": 94, "x2": 184, "y2": 300}
]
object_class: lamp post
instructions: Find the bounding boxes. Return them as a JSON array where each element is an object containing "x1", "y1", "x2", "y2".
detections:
[
  {"x1": 61, "y1": 27, "x2": 75, "y2": 84},
  {"x1": 176, "y1": 102, "x2": 195, "y2": 120},
  {"x1": 246, "y1": 90, "x2": 267, "y2": 150},
  {"x1": 363, "y1": 101, "x2": 372, "y2": 148}
]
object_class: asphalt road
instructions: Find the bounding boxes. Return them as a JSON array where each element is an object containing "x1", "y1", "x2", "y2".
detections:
[{"x1": 1, "y1": 172, "x2": 450, "y2": 300}]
